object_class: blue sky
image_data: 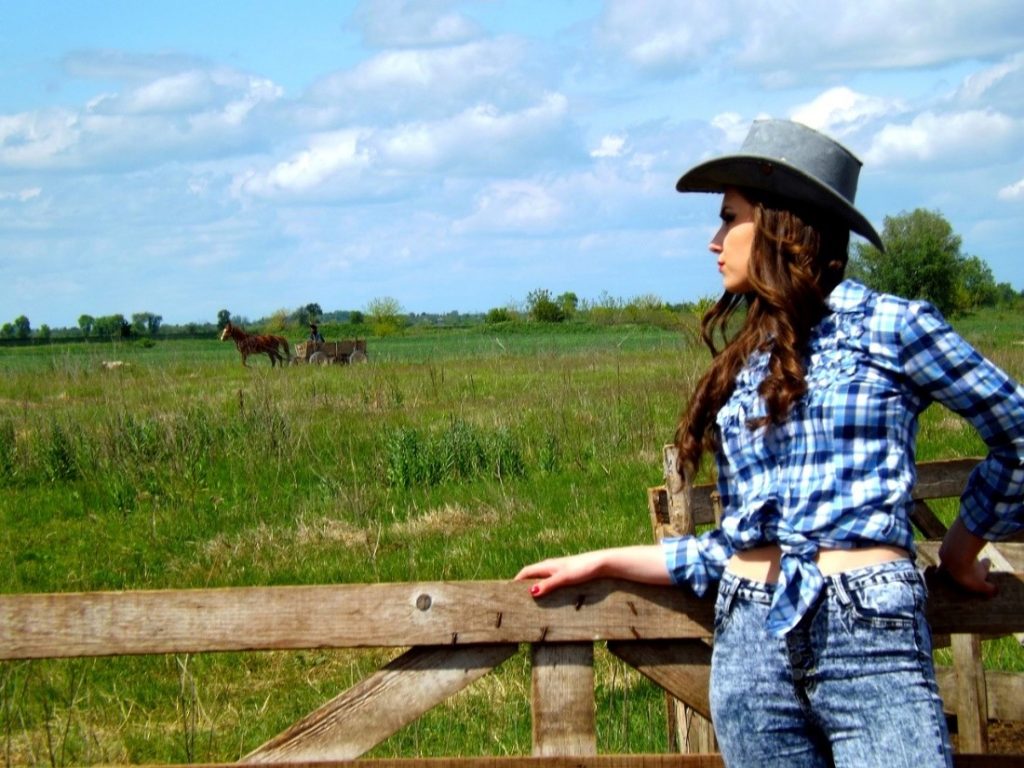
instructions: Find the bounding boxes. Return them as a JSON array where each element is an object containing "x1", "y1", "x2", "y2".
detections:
[{"x1": 2, "y1": 0, "x2": 1023, "y2": 328}]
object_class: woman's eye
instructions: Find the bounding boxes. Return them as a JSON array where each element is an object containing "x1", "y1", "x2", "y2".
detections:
[{"x1": 720, "y1": 213, "x2": 735, "y2": 224}]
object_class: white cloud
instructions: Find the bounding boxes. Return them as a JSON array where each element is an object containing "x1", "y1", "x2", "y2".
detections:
[
  {"x1": 453, "y1": 180, "x2": 564, "y2": 234},
  {"x1": 352, "y1": 0, "x2": 482, "y2": 48},
  {"x1": 590, "y1": 135, "x2": 626, "y2": 158},
  {"x1": 0, "y1": 187, "x2": 41, "y2": 202},
  {"x1": 998, "y1": 178, "x2": 1024, "y2": 201},
  {"x1": 0, "y1": 109, "x2": 80, "y2": 168},
  {"x1": 233, "y1": 130, "x2": 372, "y2": 198},
  {"x1": 865, "y1": 110, "x2": 1019, "y2": 167},
  {"x1": 308, "y1": 38, "x2": 531, "y2": 120},
  {"x1": 710, "y1": 113, "x2": 750, "y2": 146},
  {"x1": 596, "y1": 0, "x2": 728, "y2": 74},
  {"x1": 0, "y1": 68, "x2": 282, "y2": 171},
  {"x1": 790, "y1": 87, "x2": 904, "y2": 137},
  {"x1": 953, "y1": 51, "x2": 1024, "y2": 111},
  {"x1": 234, "y1": 92, "x2": 572, "y2": 201},
  {"x1": 597, "y1": 0, "x2": 1024, "y2": 81}
]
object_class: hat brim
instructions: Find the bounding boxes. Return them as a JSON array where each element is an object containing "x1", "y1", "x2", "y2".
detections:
[{"x1": 677, "y1": 155, "x2": 884, "y2": 252}]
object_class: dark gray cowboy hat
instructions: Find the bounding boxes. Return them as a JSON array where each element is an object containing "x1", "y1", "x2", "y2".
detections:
[{"x1": 676, "y1": 119, "x2": 884, "y2": 251}]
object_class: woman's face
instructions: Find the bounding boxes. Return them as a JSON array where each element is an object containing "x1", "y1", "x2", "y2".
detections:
[{"x1": 710, "y1": 188, "x2": 754, "y2": 294}]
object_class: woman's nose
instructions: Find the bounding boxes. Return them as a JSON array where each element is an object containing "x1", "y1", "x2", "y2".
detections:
[{"x1": 709, "y1": 225, "x2": 725, "y2": 253}]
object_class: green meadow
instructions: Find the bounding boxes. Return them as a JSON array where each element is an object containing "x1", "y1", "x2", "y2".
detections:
[{"x1": 1, "y1": 314, "x2": 1022, "y2": 765}]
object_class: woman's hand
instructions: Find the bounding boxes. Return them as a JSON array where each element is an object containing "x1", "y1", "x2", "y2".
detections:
[
  {"x1": 938, "y1": 517, "x2": 997, "y2": 596},
  {"x1": 515, "y1": 552, "x2": 606, "y2": 597},
  {"x1": 515, "y1": 545, "x2": 672, "y2": 598}
]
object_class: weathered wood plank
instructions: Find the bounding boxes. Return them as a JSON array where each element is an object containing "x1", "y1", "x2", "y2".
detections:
[
  {"x1": 122, "y1": 752, "x2": 1017, "y2": 767},
  {"x1": 245, "y1": 644, "x2": 518, "y2": 763},
  {"x1": 0, "y1": 580, "x2": 715, "y2": 660},
  {"x1": 650, "y1": 446, "x2": 716, "y2": 756},
  {"x1": 606, "y1": 639, "x2": 712, "y2": 719},
  {"x1": 2, "y1": 573, "x2": 1023, "y2": 661},
  {"x1": 910, "y1": 500, "x2": 950, "y2": 539},
  {"x1": 937, "y1": 667, "x2": 1024, "y2": 722},
  {"x1": 923, "y1": 570, "x2": 1024, "y2": 637},
  {"x1": 161, "y1": 756, "x2": 731, "y2": 768},
  {"x1": 913, "y1": 458, "x2": 981, "y2": 500},
  {"x1": 531, "y1": 643, "x2": 596, "y2": 757},
  {"x1": 952, "y1": 633, "x2": 989, "y2": 753}
]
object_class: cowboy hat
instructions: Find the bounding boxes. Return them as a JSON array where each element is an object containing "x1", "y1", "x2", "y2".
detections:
[{"x1": 676, "y1": 119, "x2": 884, "y2": 251}]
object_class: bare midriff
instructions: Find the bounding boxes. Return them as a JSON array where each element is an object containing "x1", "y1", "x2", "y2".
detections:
[{"x1": 725, "y1": 544, "x2": 911, "y2": 584}]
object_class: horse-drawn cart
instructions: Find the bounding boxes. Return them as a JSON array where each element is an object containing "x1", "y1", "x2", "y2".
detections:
[{"x1": 294, "y1": 339, "x2": 369, "y2": 365}]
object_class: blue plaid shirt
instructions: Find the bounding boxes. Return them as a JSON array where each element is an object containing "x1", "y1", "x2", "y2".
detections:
[{"x1": 663, "y1": 280, "x2": 1024, "y2": 636}]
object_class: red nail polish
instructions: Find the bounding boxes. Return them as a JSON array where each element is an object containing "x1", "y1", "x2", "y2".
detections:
[{"x1": 530, "y1": 585, "x2": 540, "y2": 596}]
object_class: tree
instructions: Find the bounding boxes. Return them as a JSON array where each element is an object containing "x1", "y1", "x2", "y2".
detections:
[
  {"x1": 292, "y1": 302, "x2": 324, "y2": 327},
  {"x1": 217, "y1": 309, "x2": 231, "y2": 330},
  {"x1": 366, "y1": 297, "x2": 404, "y2": 336},
  {"x1": 78, "y1": 314, "x2": 95, "y2": 339},
  {"x1": 955, "y1": 256, "x2": 998, "y2": 312},
  {"x1": 37, "y1": 324, "x2": 51, "y2": 341},
  {"x1": 132, "y1": 312, "x2": 163, "y2": 336},
  {"x1": 349, "y1": 310, "x2": 364, "y2": 325},
  {"x1": 557, "y1": 292, "x2": 579, "y2": 319},
  {"x1": 0, "y1": 324, "x2": 13, "y2": 340},
  {"x1": 526, "y1": 289, "x2": 565, "y2": 323},
  {"x1": 94, "y1": 314, "x2": 130, "y2": 338},
  {"x1": 851, "y1": 209, "x2": 964, "y2": 315},
  {"x1": 13, "y1": 315, "x2": 30, "y2": 340}
]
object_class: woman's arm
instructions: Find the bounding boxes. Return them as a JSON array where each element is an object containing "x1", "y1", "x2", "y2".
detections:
[
  {"x1": 515, "y1": 545, "x2": 671, "y2": 597},
  {"x1": 938, "y1": 517, "x2": 997, "y2": 596}
]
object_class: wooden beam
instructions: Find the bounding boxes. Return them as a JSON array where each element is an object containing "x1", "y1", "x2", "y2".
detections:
[
  {"x1": 531, "y1": 643, "x2": 596, "y2": 757},
  {"x1": 245, "y1": 644, "x2": 518, "y2": 763},
  {"x1": 606, "y1": 639, "x2": 712, "y2": 719},
  {"x1": 108, "y1": 752, "x2": 1020, "y2": 767},
  {"x1": 2, "y1": 574, "x2": 1023, "y2": 661},
  {"x1": 952, "y1": 633, "x2": 989, "y2": 753},
  {"x1": 0, "y1": 580, "x2": 715, "y2": 660},
  {"x1": 161, "y1": 756, "x2": 731, "y2": 768},
  {"x1": 936, "y1": 667, "x2": 1024, "y2": 722},
  {"x1": 923, "y1": 570, "x2": 1024, "y2": 636}
]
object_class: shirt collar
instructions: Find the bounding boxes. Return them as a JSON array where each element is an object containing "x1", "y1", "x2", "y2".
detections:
[{"x1": 826, "y1": 279, "x2": 871, "y2": 314}]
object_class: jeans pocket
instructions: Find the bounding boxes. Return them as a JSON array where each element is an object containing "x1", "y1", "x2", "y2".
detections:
[
  {"x1": 842, "y1": 573, "x2": 924, "y2": 630},
  {"x1": 713, "y1": 582, "x2": 737, "y2": 634}
]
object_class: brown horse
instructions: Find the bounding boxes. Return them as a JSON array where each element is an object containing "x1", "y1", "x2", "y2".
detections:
[{"x1": 219, "y1": 323, "x2": 292, "y2": 367}]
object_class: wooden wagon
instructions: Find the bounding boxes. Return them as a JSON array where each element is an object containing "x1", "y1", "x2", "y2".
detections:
[{"x1": 294, "y1": 339, "x2": 368, "y2": 365}]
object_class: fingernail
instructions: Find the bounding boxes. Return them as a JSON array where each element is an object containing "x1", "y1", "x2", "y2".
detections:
[{"x1": 530, "y1": 585, "x2": 540, "y2": 596}]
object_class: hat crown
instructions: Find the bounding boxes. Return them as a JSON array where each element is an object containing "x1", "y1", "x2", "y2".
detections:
[
  {"x1": 675, "y1": 118, "x2": 883, "y2": 251},
  {"x1": 740, "y1": 120, "x2": 861, "y2": 205}
]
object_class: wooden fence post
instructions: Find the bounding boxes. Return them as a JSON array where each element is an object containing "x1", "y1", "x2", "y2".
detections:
[
  {"x1": 646, "y1": 444, "x2": 717, "y2": 754},
  {"x1": 531, "y1": 643, "x2": 597, "y2": 756}
]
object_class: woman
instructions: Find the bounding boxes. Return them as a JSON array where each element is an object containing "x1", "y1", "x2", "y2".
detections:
[{"x1": 516, "y1": 119, "x2": 1024, "y2": 767}]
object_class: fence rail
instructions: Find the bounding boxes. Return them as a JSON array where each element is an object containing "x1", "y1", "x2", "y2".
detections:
[
  {"x1": 1, "y1": 572, "x2": 1023, "y2": 766},
  {"x1": 3, "y1": 457, "x2": 1023, "y2": 766}
]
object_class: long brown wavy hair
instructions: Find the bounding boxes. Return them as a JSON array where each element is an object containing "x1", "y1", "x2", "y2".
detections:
[{"x1": 673, "y1": 188, "x2": 850, "y2": 480}]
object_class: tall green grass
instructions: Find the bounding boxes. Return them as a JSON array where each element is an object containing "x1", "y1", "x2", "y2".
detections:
[{"x1": 0, "y1": 311, "x2": 1022, "y2": 764}]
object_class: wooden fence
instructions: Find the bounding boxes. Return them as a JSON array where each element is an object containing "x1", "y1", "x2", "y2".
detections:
[{"x1": 1, "y1": 458, "x2": 1022, "y2": 767}]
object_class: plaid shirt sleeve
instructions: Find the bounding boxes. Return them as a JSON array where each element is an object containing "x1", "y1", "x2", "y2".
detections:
[
  {"x1": 899, "y1": 300, "x2": 1024, "y2": 539},
  {"x1": 661, "y1": 528, "x2": 733, "y2": 595}
]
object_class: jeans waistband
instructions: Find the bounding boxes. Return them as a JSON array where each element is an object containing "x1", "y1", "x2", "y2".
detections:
[{"x1": 719, "y1": 558, "x2": 920, "y2": 606}]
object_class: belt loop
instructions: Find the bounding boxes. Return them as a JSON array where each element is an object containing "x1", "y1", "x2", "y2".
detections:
[
  {"x1": 832, "y1": 571, "x2": 852, "y2": 608},
  {"x1": 719, "y1": 571, "x2": 740, "y2": 616}
]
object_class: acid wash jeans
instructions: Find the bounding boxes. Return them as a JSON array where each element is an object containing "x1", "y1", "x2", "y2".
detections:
[{"x1": 709, "y1": 560, "x2": 952, "y2": 768}]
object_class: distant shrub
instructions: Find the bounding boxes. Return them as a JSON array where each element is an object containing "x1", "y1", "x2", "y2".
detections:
[{"x1": 485, "y1": 307, "x2": 513, "y2": 324}]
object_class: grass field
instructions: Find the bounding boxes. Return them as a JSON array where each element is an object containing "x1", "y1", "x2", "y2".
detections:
[{"x1": 1, "y1": 313, "x2": 1022, "y2": 765}]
